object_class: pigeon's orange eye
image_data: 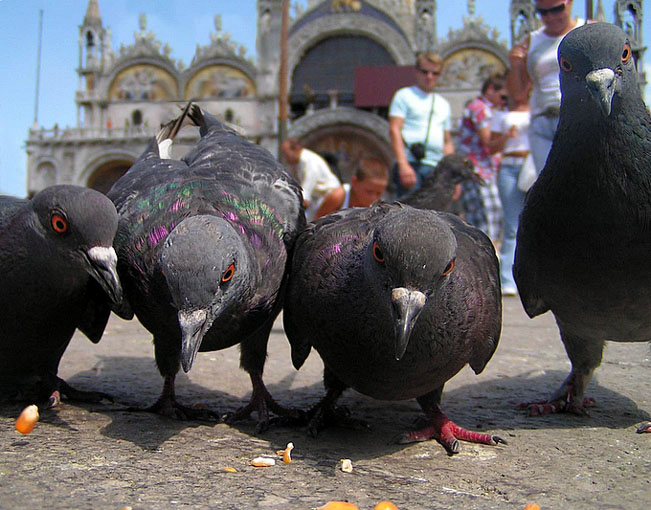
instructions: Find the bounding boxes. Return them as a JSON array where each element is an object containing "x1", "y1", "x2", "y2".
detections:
[
  {"x1": 51, "y1": 214, "x2": 68, "y2": 234},
  {"x1": 442, "y1": 259, "x2": 455, "y2": 276},
  {"x1": 560, "y1": 57, "x2": 572, "y2": 72},
  {"x1": 221, "y1": 263, "x2": 235, "y2": 283},
  {"x1": 372, "y1": 242, "x2": 385, "y2": 263},
  {"x1": 622, "y1": 43, "x2": 632, "y2": 63}
]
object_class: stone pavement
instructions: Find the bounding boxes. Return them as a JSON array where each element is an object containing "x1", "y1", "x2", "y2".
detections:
[{"x1": 1, "y1": 297, "x2": 649, "y2": 509}]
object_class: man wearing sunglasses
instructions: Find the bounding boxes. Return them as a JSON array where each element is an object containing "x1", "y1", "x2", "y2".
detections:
[
  {"x1": 506, "y1": 0, "x2": 583, "y2": 179},
  {"x1": 389, "y1": 52, "x2": 454, "y2": 198}
]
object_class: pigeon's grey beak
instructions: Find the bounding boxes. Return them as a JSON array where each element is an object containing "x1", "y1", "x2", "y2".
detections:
[
  {"x1": 179, "y1": 309, "x2": 211, "y2": 372},
  {"x1": 586, "y1": 68, "x2": 616, "y2": 116},
  {"x1": 86, "y1": 246, "x2": 123, "y2": 306},
  {"x1": 391, "y1": 287, "x2": 426, "y2": 361}
]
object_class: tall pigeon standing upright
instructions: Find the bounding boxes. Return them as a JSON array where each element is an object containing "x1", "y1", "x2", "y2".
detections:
[
  {"x1": 0, "y1": 185, "x2": 123, "y2": 407},
  {"x1": 284, "y1": 203, "x2": 505, "y2": 455},
  {"x1": 108, "y1": 103, "x2": 305, "y2": 428},
  {"x1": 514, "y1": 22, "x2": 651, "y2": 416}
]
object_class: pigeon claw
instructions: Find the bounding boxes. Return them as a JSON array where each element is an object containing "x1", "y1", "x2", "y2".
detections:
[
  {"x1": 395, "y1": 410, "x2": 505, "y2": 456},
  {"x1": 47, "y1": 390, "x2": 62, "y2": 409},
  {"x1": 128, "y1": 397, "x2": 221, "y2": 422},
  {"x1": 518, "y1": 397, "x2": 596, "y2": 416},
  {"x1": 636, "y1": 422, "x2": 651, "y2": 434},
  {"x1": 224, "y1": 373, "x2": 302, "y2": 433}
]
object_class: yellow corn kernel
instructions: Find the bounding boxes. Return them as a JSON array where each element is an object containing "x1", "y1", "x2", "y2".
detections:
[
  {"x1": 15, "y1": 405, "x2": 39, "y2": 435},
  {"x1": 374, "y1": 502, "x2": 399, "y2": 510},
  {"x1": 282, "y1": 442, "x2": 294, "y2": 463},
  {"x1": 316, "y1": 502, "x2": 359, "y2": 510}
]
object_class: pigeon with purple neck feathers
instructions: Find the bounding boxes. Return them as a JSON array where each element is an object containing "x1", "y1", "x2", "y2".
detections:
[
  {"x1": 284, "y1": 202, "x2": 504, "y2": 454},
  {"x1": 0, "y1": 185, "x2": 123, "y2": 407},
  {"x1": 514, "y1": 22, "x2": 651, "y2": 418},
  {"x1": 108, "y1": 103, "x2": 305, "y2": 428}
]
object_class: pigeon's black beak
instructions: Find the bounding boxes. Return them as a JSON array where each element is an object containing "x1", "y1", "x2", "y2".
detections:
[
  {"x1": 586, "y1": 68, "x2": 617, "y2": 117},
  {"x1": 179, "y1": 309, "x2": 211, "y2": 372},
  {"x1": 86, "y1": 246, "x2": 123, "y2": 306},
  {"x1": 391, "y1": 287, "x2": 426, "y2": 361}
]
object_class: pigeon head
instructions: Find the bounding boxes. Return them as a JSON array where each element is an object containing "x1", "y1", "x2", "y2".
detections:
[
  {"x1": 558, "y1": 22, "x2": 640, "y2": 118},
  {"x1": 30, "y1": 185, "x2": 122, "y2": 305},
  {"x1": 439, "y1": 154, "x2": 481, "y2": 185},
  {"x1": 365, "y1": 207, "x2": 457, "y2": 360},
  {"x1": 159, "y1": 215, "x2": 254, "y2": 372}
]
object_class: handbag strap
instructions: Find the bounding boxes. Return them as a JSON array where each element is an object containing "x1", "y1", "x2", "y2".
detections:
[
  {"x1": 423, "y1": 93, "x2": 436, "y2": 146},
  {"x1": 401, "y1": 93, "x2": 436, "y2": 149}
]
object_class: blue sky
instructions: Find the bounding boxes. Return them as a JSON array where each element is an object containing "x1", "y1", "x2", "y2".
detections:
[{"x1": 0, "y1": 0, "x2": 644, "y2": 196}]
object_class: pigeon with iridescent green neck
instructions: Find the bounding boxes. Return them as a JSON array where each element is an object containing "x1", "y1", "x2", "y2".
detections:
[{"x1": 108, "y1": 103, "x2": 305, "y2": 428}]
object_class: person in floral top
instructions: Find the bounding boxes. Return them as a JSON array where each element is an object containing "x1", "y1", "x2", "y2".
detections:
[{"x1": 458, "y1": 74, "x2": 507, "y2": 242}]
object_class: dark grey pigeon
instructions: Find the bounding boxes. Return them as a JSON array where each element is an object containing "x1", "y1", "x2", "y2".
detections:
[
  {"x1": 0, "y1": 185, "x2": 122, "y2": 407},
  {"x1": 514, "y1": 22, "x2": 651, "y2": 416},
  {"x1": 108, "y1": 103, "x2": 305, "y2": 428},
  {"x1": 400, "y1": 153, "x2": 480, "y2": 213},
  {"x1": 284, "y1": 202, "x2": 504, "y2": 455}
]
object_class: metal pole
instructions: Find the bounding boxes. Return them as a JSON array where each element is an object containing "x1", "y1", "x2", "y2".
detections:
[
  {"x1": 278, "y1": 0, "x2": 289, "y2": 154},
  {"x1": 585, "y1": 0, "x2": 593, "y2": 21},
  {"x1": 33, "y1": 9, "x2": 43, "y2": 128}
]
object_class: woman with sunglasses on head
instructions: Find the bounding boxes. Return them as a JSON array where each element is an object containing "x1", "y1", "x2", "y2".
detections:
[
  {"x1": 389, "y1": 52, "x2": 455, "y2": 198},
  {"x1": 507, "y1": 0, "x2": 584, "y2": 179}
]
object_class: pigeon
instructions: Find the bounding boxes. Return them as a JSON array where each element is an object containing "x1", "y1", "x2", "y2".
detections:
[
  {"x1": 0, "y1": 185, "x2": 123, "y2": 407},
  {"x1": 284, "y1": 202, "x2": 504, "y2": 454},
  {"x1": 514, "y1": 22, "x2": 651, "y2": 416},
  {"x1": 108, "y1": 103, "x2": 305, "y2": 427},
  {"x1": 400, "y1": 153, "x2": 480, "y2": 213}
]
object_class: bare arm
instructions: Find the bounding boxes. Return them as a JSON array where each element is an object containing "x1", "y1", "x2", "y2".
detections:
[
  {"x1": 506, "y1": 37, "x2": 532, "y2": 106},
  {"x1": 443, "y1": 130, "x2": 455, "y2": 155},
  {"x1": 389, "y1": 115, "x2": 417, "y2": 190},
  {"x1": 314, "y1": 186, "x2": 345, "y2": 219}
]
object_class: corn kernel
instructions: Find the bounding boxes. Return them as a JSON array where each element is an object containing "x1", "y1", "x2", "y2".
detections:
[
  {"x1": 374, "y1": 502, "x2": 399, "y2": 510},
  {"x1": 316, "y1": 502, "x2": 359, "y2": 510},
  {"x1": 251, "y1": 456, "x2": 276, "y2": 467},
  {"x1": 340, "y1": 458, "x2": 353, "y2": 473},
  {"x1": 15, "y1": 405, "x2": 39, "y2": 435}
]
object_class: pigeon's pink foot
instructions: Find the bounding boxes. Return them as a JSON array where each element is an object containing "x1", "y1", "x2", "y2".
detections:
[
  {"x1": 396, "y1": 406, "x2": 506, "y2": 455},
  {"x1": 636, "y1": 422, "x2": 651, "y2": 434},
  {"x1": 517, "y1": 397, "x2": 596, "y2": 416}
]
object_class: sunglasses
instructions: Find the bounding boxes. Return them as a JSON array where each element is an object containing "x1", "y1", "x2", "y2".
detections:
[
  {"x1": 417, "y1": 67, "x2": 442, "y2": 77},
  {"x1": 536, "y1": 2, "x2": 567, "y2": 16}
]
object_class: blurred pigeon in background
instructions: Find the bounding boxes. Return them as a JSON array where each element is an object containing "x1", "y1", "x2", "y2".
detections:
[
  {"x1": 0, "y1": 185, "x2": 122, "y2": 407},
  {"x1": 514, "y1": 23, "x2": 651, "y2": 416},
  {"x1": 400, "y1": 153, "x2": 480, "y2": 213},
  {"x1": 284, "y1": 202, "x2": 504, "y2": 454}
]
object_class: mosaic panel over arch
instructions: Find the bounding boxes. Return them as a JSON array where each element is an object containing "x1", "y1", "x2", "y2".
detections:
[
  {"x1": 439, "y1": 49, "x2": 507, "y2": 89},
  {"x1": 185, "y1": 65, "x2": 256, "y2": 99},
  {"x1": 109, "y1": 64, "x2": 178, "y2": 101}
]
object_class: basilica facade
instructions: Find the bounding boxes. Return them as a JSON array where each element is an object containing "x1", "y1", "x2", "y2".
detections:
[{"x1": 25, "y1": 0, "x2": 644, "y2": 195}]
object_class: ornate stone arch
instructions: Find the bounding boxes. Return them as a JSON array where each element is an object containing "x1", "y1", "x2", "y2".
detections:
[
  {"x1": 288, "y1": 107, "x2": 392, "y2": 181},
  {"x1": 104, "y1": 58, "x2": 180, "y2": 101},
  {"x1": 80, "y1": 150, "x2": 139, "y2": 194},
  {"x1": 31, "y1": 157, "x2": 59, "y2": 192},
  {"x1": 183, "y1": 59, "x2": 258, "y2": 100},
  {"x1": 286, "y1": 15, "x2": 414, "y2": 96}
]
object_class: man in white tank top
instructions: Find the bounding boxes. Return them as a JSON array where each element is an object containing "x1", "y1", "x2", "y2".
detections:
[{"x1": 506, "y1": 0, "x2": 584, "y2": 176}]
